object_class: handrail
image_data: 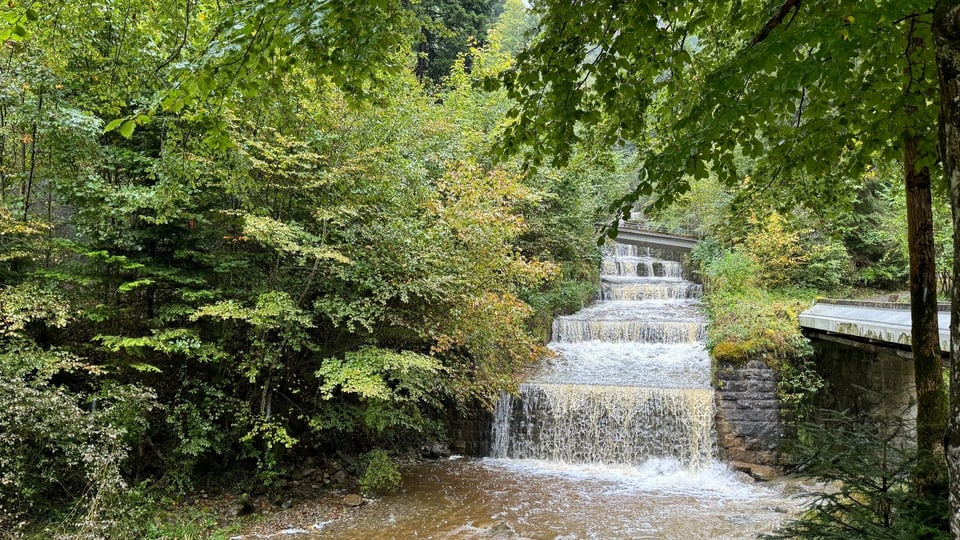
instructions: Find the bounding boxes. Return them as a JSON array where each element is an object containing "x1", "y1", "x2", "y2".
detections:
[{"x1": 608, "y1": 220, "x2": 702, "y2": 240}]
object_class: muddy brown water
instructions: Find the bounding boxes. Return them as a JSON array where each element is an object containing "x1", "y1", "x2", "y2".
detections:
[
  {"x1": 278, "y1": 457, "x2": 807, "y2": 539},
  {"x1": 266, "y1": 243, "x2": 811, "y2": 539}
]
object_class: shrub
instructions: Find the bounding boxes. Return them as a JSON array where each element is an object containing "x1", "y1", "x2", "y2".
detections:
[
  {"x1": 765, "y1": 408, "x2": 949, "y2": 539},
  {"x1": 703, "y1": 248, "x2": 758, "y2": 294},
  {"x1": 359, "y1": 449, "x2": 402, "y2": 495},
  {"x1": 0, "y1": 345, "x2": 155, "y2": 535},
  {"x1": 790, "y1": 238, "x2": 852, "y2": 291},
  {"x1": 739, "y1": 212, "x2": 808, "y2": 288}
]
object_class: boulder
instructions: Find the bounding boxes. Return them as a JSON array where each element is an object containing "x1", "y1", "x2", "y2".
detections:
[
  {"x1": 421, "y1": 442, "x2": 452, "y2": 459},
  {"x1": 731, "y1": 461, "x2": 779, "y2": 482},
  {"x1": 342, "y1": 494, "x2": 365, "y2": 507},
  {"x1": 226, "y1": 493, "x2": 256, "y2": 517}
]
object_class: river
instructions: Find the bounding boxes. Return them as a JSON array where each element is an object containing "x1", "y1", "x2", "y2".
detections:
[{"x1": 278, "y1": 243, "x2": 809, "y2": 539}]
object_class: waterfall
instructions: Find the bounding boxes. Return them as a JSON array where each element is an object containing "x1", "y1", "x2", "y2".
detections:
[{"x1": 491, "y1": 242, "x2": 715, "y2": 469}]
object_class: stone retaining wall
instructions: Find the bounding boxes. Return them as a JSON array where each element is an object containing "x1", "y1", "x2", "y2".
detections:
[
  {"x1": 714, "y1": 360, "x2": 784, "y2": 466},
  {"x1": 446, "y1": 403, "x2": 493, "y2": 457}
]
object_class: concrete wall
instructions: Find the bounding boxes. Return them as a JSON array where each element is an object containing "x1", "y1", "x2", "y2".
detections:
[
  {"x1": 807, "y1": 333, "x2": 916, "y2": 423},
  {"x1": 714, "y1": 360, "x2": 785, "y2": 466}
]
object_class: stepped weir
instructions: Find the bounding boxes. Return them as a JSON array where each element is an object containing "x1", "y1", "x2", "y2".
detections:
[
  {"x1": 313, "y1": 242, "x2": 804, "y2": 539},
  {"x1": 491, "y1": 243, "x2": 715, "y2": 469}
]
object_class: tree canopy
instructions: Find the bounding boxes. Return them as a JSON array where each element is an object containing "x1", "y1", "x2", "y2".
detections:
[
  {"x1": 496, "y1": 0, "x2": 959, "y2": 532},
  {"x1": 0, "y1": 1, "x2": 632, "y2": 533}
]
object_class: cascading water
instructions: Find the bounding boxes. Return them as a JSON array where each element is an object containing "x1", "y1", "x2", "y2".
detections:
[
  {"x1": 286, "y1": 243, "x2": 806, "y2": 540},
  {"x1": 490, "y1": 242, "x2": 715, "y2": 468}
]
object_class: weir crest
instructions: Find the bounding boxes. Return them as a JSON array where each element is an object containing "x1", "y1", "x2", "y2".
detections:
[{"x1": 490, "y1": 243, "x2": 715, "y2": 468}]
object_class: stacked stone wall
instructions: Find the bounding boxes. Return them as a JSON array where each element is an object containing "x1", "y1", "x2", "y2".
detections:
[
  {"x1": 446, "y1": 404, "x2": 493, "y2": 457},
  {"x1": 714, "y1": 360, "x2": 784, "y2": 466}
]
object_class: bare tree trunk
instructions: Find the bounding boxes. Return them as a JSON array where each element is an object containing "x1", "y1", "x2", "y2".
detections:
[{"x1": 933, "y1": 2, "x2": 960, "y2": 534}]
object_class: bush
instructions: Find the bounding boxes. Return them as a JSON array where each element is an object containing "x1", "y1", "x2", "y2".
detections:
[
  {"x1": 789, "y1": 238, "x2": 852, "y2": 291},
  {"x1": 702, "y1": 247, "x2": 759, "y2": 294},
  {"x1": 766, "y1": 408, "x2": 949, "y2": 539},
  {"x1": 359, "y1": 449, "x2": 402, "y2": 495},
  {"x1": 692, "y1": 238, "x2": 815, "y2": 367},
  {"x1": 0, "y1": 347, "x2": 154, "y2": 535}
]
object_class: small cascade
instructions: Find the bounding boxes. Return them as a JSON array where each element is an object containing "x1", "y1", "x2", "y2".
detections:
[
  {"x1": 600, "y1": 278, "x2": 702, "y2": 301},
  {"x1": 600, "y1": 258, "x2": 684, "y2": 278},
  {"x1": 491, "y1": 384, "x2": 715, "y2": 467},
  {"x1": 491, "y1": 242, "x2": 715, "y2": 469}
]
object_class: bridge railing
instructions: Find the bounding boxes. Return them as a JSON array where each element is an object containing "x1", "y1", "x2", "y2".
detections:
[{"x1": 615, "y1": 220, "x2": 702, "y2": 240}]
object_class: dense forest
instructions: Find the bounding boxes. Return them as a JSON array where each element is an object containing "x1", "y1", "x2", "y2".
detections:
[
  {"x1": 0, "y1": 1, "x2": 635, "y2": 535},
  {"x1": 0, "y1": 0, "x2": 956, "y2": 537}
]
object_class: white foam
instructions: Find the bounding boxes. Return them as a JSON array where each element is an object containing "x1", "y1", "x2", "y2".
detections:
[{"x1": 480, "y1": 458, "x2": 772, "y2": 501}]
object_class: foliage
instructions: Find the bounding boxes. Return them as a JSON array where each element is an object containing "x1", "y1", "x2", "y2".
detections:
[
  {"x1": 413, "y1": 0, "x2": 503, "y2": 85},
  {"x1": 0, "y1": 0, "x2": 628, "y2": 531},
  {"x1": 0, "y1": 346, "x2": 155, "y2": 535},
  {"x1": 315, "y1": 347, "x2": 447, "y2": 438},
  {"x1": 488, "y1": 0, "x2": 538, "y2": 57},
  {"x1": 696, "y1": 246, "x2": 814, "y2": 367},
  {"x1": 359, "y1": 449, "x2": 403, "y2": 495},
  {"x1": 766, "y1": 409, "x2": 949, "y2": 539},
  {"x1": 739, "y1": 212, "x2": 810, "y2": 289},
  {"x1": 497, "y1": 1, "x2": 940, "y2": 217},
  {"x1": 776, "y1": 357, "x2": 825, "y2": 425}
]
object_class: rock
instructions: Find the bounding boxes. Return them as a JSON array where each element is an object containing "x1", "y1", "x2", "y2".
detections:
[
  {"x1": 339, "y1": 454, "x2": 358, "y2": 469},
  {"x1": 421, "y1": 442, "x2": 452, "y2": 459},
  {"x1": 342, "y1": 494, "x2": 365, "y2": 507},
  {"x1": 481, "y1": 520, "x2": 531, "y2": 539},
  {"x1": 281, "y1": 499, "x2": 293, "y2": 509},
  {"x1": 296, "y1": 467, "x2": 316, "y2": 479},
  {"x1": 226, "y1": 493, "x2": 256, "y2": 517},
  {"x1": 731, "y1": 461, "x2": 778, "y2": 482},
  {"x1": 332, "y1": 469, "x2": 349, "y2": 485}
]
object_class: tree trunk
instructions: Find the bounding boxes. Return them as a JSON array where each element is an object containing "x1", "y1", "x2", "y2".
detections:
[
  {"x1": 905, "y1": 130, "x2": 948, "y2": 482},
  {"x1": 904, "y1": 14, "x2": 949, "y2": 494},
  {"x1": 933, "y1": 2, "x2": 960, "y2": 534}
]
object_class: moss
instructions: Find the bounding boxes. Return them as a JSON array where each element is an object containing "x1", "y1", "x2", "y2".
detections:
[{"x1": 711, "y1": 341, "x2": 750, "y2": 364}]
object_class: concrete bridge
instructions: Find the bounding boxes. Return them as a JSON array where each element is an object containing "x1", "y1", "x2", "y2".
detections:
[
  {"x1": 799, "y1": 298, "x2": 950, "y2": 419},
  {"x1": 613, "y1": 221, "x2": 700, "y2": 251},
  {"x1": 799, "y1": 298, "x2": 950, "y2": 356}
]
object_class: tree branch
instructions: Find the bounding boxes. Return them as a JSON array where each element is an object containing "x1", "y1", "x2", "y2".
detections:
[{"x1": 751, "y1": 0, "x2": 803, "y2": 46}]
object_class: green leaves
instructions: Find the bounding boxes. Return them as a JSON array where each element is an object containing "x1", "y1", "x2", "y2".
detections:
[
  {"x1": 230, "y1": 212, "x2": 349, "y2": 265},
  {"x1": 0, "y1": 284, "x2": 71, "y2": 338},
  {"x1": 501, "y1": 0, "x2": 939, "y2": 222},
  {"x1": 191, "y1": 291, "x2": 313, "y2": 332},
  {"x1": 317, "y1": 347, "x2": 445, "y2": 403},
  {"x1": 316, "y1": 346, "x2": 446, "y2": 434},
  {"x1": 103, "y1": 114, "x2": 151, "y2": 139},
  {"x1": 0, "y1": 1, "x2": 38, "y2": 42}
]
